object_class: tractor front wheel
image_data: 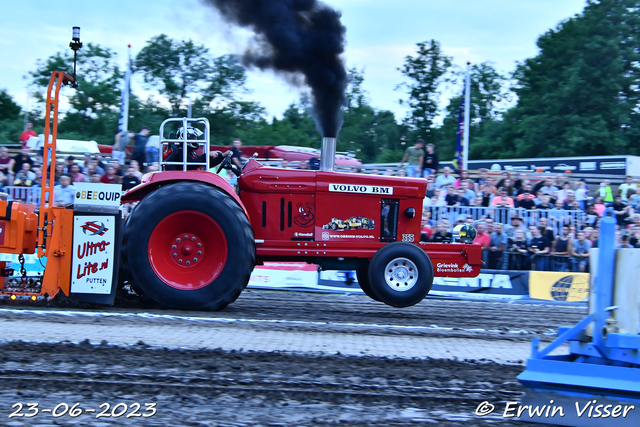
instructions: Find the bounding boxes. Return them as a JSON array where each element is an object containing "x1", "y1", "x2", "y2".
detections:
[
  {"x1": 368, "y1": 242, "x2": 434, "y2": 308},
  {"x1": 122, "y1": 182, "x2": 255, "y2": 311}
]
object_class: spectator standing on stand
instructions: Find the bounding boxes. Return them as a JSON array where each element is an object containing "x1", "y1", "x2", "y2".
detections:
[
  {"x1": 460, "y1": 180, "x2": 476, "y2": 201},
  {"x1": 122, "y1": 166, "x2": 141, "y2": 191},
  {"x1": 444, "y1": 185, "x2": 460, "y2": 206},
  {"x1": 508, "y1": 229, "x2": 530, "y2": 270},
  {"x1": 431, "y1": 222, "x2": 451, "y2": 243},
  {"x1": 475, "y1": 222, "x2": 491, "y2": 266},
  {"x1": 455, "y1": 170, "x2": 470, "y2": 188},
  {"x1": 611, "y1": 195, "x2": 630, "y2": 226},
  {"x1": 13, "y1": 163, "x2": 36, "y2": 187},
  {"x1": 131, "y1": 126, "x2": 150, "y2": 167},
  {"x1": 68, "y1": 164, "x2": 85, "y2": 184},
  {"x1": 435, "y1": 166, "x2": 456, "y2": 189},
  {"x1": 599, "y1": 181, "x2": 614, "y2": 203},
  {"x1": 491, "y1": 187, "x2": 514, "y2": 207},
  {"x1": 53, "y1": 175, "x2": 75, "y2": 207},
  {"x1": 422, "y1": 143, "x2": 439, "y2": 177},
  {"x1": 19, "y1": 122, "x2": 37, "y2": 148},
  {"x1": 529, "y1": 226, "x2": 551, "y2": 271},
  {"x1": 100, "y1": 166, "x2": 118, "y2": 184},
  {"x1": 12, "y1": 149, "x2": 34, "y2": 176},
  {"x1": 398, "y1": 139, "x2": 424, "y2": 177},
  {"x1": 475, "y1": 168, "x2": 489, "y2": 193},
  {"x1": 551, "y1": 225, "x2": 573, "y2": 272},
  {"x1": 571, "y1": 231, "x2": 591, "y2": 272},
  {"x1": 113, "y1": 130, "x2": 134, "y2": 165},
  {"x1": 618, "y1": 176, "x2": 637, "y2": 202},
  {"x1": 488, "y1": 223, "x2": 507, "y2": 269},
  {"x1": 0, "y1": 147, "x2": 15, "y2": 185}
]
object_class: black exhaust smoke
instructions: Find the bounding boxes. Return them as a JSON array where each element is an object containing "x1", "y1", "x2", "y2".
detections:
[{"x1": 201, "y1": 0, "x2": 348, "y2": 138}]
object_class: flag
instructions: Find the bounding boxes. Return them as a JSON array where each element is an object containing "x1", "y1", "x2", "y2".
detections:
[
  {"x1": 118, "y1": 50, "x2": 132, "y2": 134},
  {"x1": 452, "y1": 87, "x2": 465, "y2": 173}
]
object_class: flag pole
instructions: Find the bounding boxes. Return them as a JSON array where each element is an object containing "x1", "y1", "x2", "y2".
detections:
[
  {"x1": 122, "y1": 44, "x2": 131, "y2": 132},
  {"x1": 463, "y1": 61, "x2": 471, "y2": 171}
]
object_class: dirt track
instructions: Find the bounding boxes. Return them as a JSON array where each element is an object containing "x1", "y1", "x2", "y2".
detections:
[{"x1": 0, "y1": 291, "x2": 584, "y2": 426}]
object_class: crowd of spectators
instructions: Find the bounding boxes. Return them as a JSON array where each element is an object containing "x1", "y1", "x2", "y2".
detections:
[
  {"x1": 7, "y1": 127, "x2": 640, "y2": 273},
  {"x1": 419, "y1": 166, "x2": 640, "y2": 272}
]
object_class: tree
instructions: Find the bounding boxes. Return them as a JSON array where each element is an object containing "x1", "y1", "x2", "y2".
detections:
[
  {"x1": 502, "y1": 0, "x2": 640, "y2": 158},
  {"x1": 30, "y1": 43, "x2": 122, "y2": 144},
  {"x1": 397, "y1": 40, "x2": 452, "y2": 144},
  {"x1": 136, "y1": 35, "x2": 213, "y2": 116},
  {"x1": 341, "y1": 69, "x2": 403, "y2": 162},
  {"x1": 436, "y1": 62, "x2": 508, "y2": 161},
  {"x1": 0, "y1": 89, "x2": 21, "y2": 121}
]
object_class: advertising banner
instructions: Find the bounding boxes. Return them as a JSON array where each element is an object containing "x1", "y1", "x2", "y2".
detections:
[
  {"x1": 70, "y1": 216, "x2": 116, "y2": 295},
  {"x1": 319, "y1": 269, "x2": 529, "y2": 299},
  {"x1": 529, "y1": 271, "x2": 590, "y2": 302},
  {"x1": 248, "y1": 262, "x2": 319, "y2": 290},
  {"x1": 431, "y1": 270, "x2": 529, "y2": 296},
  {"x1": 444, "y1": 155, "x2": 639, "y2": 176}
]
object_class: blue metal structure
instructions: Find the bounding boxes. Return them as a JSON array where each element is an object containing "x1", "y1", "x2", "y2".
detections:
[{"x1": 516, "y1": 211, "x2": 640, "y2": 426}]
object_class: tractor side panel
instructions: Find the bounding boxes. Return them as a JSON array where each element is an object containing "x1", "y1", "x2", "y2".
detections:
[
  {"x1": 314, "y1": 172, "x2": 425, "y2": 244},
  {"x1": 239, "y1": 167, "x2": 317, "y2": 241}
]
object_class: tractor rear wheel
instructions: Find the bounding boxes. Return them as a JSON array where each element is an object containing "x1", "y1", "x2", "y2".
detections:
[
  {"x1": 356, "y1": 263, "x2": 381, "y2": 302},
  {"x1": 122, "y1": 182, "x2": 255, "y2": 311},
  {"x1": 368, "y1": 242, "x2": 434, "y2": 308}
]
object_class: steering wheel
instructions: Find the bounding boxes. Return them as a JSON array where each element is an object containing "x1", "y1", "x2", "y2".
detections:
[{"x1": 216, "y1": 154, "x2": 233, "y2": 174}]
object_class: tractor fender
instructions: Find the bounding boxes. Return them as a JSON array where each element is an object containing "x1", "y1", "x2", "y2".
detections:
[{"x1": 121, "y1": 170, "x2": 249, "y2": 219}]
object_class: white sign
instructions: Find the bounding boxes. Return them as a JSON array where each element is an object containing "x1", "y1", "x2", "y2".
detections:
[
  {"x1": 74, "y1": 183, "x2": 122, "y2": 207},
  {"x1": 435, "y1": 262, "x2": 474, "y2": 273},
  {"x1": 70, "y1": 216, "x2": 115, "y2": 294},
  {"x1": 328, "y1": 184, "x2": 393, "y2": 195}
]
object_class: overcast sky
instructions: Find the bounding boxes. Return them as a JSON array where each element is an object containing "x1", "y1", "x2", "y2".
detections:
[{"x1": 0, "y1": 0, "x2": 587, "y2": 122}]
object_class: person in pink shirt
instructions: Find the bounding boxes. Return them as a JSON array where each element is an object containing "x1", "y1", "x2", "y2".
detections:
[
  {"x1": 593, "y1": 197, "x2": 606, "y2": 217},
  {"x1": 454, "y1": 170, "x2": 470, "y2": 188},
  {"x1": 68, "y1": 164, "x2": 85, "y2": 183},
  {"x1": 491, "y1": 187, "x2": 515, "y2": 207}
]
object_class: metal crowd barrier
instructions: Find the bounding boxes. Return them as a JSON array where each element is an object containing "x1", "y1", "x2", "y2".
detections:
[
  {"x1": 503, "y1": 252, "x2": 578, "y2": 272},
  {"x1": 4, "y1": 186, "x2": 41, "y2": 204},
  {"x1": 423, "y1": 206, "x2": 587, "y2": 237}
]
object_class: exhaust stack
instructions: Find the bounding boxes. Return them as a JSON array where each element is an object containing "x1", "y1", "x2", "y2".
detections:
[{"x1": 320, "y1": 137, "x2": 336, "y2": 172}]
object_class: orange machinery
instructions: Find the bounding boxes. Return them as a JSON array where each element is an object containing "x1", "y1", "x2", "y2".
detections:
[{"x1": 0, "y1": 71, "x2": 75, "y2": 300}]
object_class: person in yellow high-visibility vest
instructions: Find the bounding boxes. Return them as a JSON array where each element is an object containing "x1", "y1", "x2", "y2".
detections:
[{"x1": 599, "y1": 180, "x2": 614, "y2": 203}]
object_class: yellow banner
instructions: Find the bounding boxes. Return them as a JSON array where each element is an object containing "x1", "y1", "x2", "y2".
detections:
[{"x1": 529, "y1": 271, "x2": 590, "y2": 302}]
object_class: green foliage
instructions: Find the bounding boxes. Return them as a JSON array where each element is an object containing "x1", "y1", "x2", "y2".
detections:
[
  {"x1": 30, "y1": 43, "x2": 123, "y2": 144},
  {"x1": 0, "y1": 89, "x2": 21, "y2": 121},
  {"x1": 136, "y1": 34, "x2": 212, "y2": 116},
  {"x1": 436, "y1": 62, "x2": 508, "y2": 161},
  {"x1": 397, "y1": 40, "x2": 452, "y2": 144},
  {"x1": 0, "y1": 116, "x2": 25, "y2": 145},
  {"x1": 500, "y1": 0, "x2": 640, "y2": 157}
]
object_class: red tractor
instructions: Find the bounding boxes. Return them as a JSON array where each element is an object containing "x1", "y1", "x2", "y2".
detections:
[{"x1": 120, "y1": 118, "x2": 482, "y2": 311}]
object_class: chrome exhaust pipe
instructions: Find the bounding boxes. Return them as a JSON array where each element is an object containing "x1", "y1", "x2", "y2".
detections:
[{"x1": 320, "y1": 137, "x2": 336, "y2": 172}]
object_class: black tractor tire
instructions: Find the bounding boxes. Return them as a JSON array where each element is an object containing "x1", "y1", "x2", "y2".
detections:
[
  {"x1": 368, "y1": 242, "x2": 434, "y2": 308},
  {"x1": 356, "y1": 263, "x2": 381, "y2": 302},
  {"x1": 122, "y1": 182, "x2": 255, "y2": 311}
]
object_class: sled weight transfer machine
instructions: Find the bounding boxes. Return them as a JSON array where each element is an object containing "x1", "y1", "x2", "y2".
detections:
[{"x1": 517, "y1": 210, "x2": 640, "y2": 426}]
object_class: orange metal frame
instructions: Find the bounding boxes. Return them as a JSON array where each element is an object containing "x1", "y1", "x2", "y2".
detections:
[{"x1": 35, "y1": 72, "x2": 75, "y2": 297}]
